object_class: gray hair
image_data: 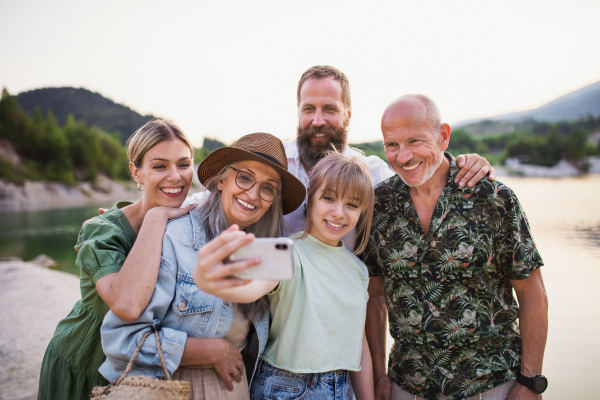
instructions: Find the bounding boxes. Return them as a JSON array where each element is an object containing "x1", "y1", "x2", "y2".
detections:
[
  {"x1": 397, "y1": 94, "x2": 442, "y2": 133},
  {"x1": 195, "y1": 161, "x2": 284, "y2": 320}
]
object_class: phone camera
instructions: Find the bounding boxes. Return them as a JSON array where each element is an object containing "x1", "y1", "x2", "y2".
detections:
[{"x1": 275, "y1": 244, "x2": 288, "y2": 250}]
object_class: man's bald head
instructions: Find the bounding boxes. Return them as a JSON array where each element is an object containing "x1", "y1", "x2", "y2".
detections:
[
  {"x1": 382, "y1": 94, "x2": 441, "y2": 134},
  {"x1": 380, "y1": 94, "x2": 451, "y2": 188}
]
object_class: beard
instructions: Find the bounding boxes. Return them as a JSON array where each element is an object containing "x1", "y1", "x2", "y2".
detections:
[
  {"x1": 396, "y1": 151, "x2": 445, "y2": 187},
  {"x1": 297, "y1": 124, "x2": 348, "y2": 168}
]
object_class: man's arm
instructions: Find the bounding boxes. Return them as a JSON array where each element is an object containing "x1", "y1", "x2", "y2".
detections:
[
  {"x1": 507, "y1": 268, "x2": 548, "y2": 399},
  {"x1": 366, "y1": 277, "x2": 392, "y2": 400}
]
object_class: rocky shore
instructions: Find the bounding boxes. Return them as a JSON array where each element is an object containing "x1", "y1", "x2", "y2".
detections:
[
  {"x1": 0, "y1": 164, "x2": 203, "y2": 212},
  {"x1": 0, "y1": 260, "x2": 81, "y2": 400},
  {"x1": 497, "y1": 156, "x2": 600, "y2": 178},
  {"x1": 0, "y1": 176, "x2": 141, "y2": 212}
]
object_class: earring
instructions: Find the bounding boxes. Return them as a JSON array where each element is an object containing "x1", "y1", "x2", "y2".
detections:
[{"x1": 137, "y1": 182, "x2": 145, "y2": 191}]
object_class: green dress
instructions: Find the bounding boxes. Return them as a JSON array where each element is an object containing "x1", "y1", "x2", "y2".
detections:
[{"x1": 38, "y1": 202, "x2": 136, "y2": 400}]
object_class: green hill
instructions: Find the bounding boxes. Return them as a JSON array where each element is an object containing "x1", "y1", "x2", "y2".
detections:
[{"x1": 15, "y1": 87, "x2": 156, "y2": 143}]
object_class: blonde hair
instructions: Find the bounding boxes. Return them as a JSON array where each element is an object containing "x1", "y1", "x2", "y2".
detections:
[
  {"x1": 126, "y1": 119, "x2": 194, "y2": 168},
  {"x1": 302, "y1": 153, "x2": 374, "y2": 254}
]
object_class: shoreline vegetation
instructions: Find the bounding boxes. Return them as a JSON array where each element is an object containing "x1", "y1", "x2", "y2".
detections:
[
  {"x1": 2, "y1": 85, "x2": 600, "y2": 212},
  {"x1": 2, "y1": 160, "x2": 599, "y2": 212},
  {"x1": 354, "y1": 117, "x2": 600, "y2": 175},
  {"x1": 0, "y1": 88, "x2": 217, "y2": 188}
]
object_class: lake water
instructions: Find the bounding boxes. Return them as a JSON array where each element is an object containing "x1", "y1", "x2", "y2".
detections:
[
  {"x1": 0, "y1": 176, "x2": 599, "y2": 399},
  {"x1": 0, "y1": 204, "x2": 110, "y2": 275}
]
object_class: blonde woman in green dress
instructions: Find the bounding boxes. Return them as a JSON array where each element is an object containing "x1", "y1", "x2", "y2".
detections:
[{"x1": 37, "y1": 120, "x2": 241, "y2": 399}]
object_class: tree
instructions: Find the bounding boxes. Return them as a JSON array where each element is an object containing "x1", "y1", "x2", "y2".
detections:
[
  {"x1": 564, "y1": 129, "x2": 588, "y2": 160},
  {"x1": 447, "y1": 129, "x2": 477, "y2": 155},
  {"x1": 0, "y1": 88, "x2": 29, "y2": 144}
]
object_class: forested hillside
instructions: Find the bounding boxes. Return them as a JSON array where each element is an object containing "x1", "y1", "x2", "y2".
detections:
[
  {"x1": 0, "y1": 88, "x2": 226, "y2": 184},
  {"x1": 355, "y1": 116, "x2": 600, "y2": 169},
  {"x1": 15, "y1": 87, "x2": 156, "y2": 144},
  {"x1": 0, "y1": 88, "x2": 129, "y2": 183}
]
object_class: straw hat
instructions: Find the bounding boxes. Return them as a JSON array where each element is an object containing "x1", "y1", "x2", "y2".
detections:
[{"x1": 197, "y1": 132, "x2": 306, "y2": 215}]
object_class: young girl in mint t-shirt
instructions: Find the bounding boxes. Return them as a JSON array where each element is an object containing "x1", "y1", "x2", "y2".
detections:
[{"x1": 194, "y1": 153, "x2": 376, "y2": 400}]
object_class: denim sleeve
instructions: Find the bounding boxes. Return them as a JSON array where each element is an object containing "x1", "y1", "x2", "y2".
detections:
[{"x1": 100, "y1": 234, "x2": 187, "y2": 379}]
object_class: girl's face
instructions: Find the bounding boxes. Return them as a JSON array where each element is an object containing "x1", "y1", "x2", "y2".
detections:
[
  {"x1": 307, "y1": 182, "x2": 362, "y2": 247},
  {"x1": 131, "y1": 139, "x2": 194, "y2": 209},
  {"x1": 217, "y1": 160, "x2": 281, "y2": 230}
]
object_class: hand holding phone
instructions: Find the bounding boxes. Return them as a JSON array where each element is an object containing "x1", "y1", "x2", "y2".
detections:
[{"x1": 227, "y1": 238, "x2": 294, "y2": 281}]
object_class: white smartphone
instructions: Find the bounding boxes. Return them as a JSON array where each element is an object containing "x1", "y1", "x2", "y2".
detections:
[{"x1": 227, "y1": 238, "x2": 294, "y2": 281}]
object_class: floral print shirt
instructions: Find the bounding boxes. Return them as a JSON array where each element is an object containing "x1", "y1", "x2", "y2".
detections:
[{"x1": 361, "y1": 153, "x2": 543, "y2": 400}]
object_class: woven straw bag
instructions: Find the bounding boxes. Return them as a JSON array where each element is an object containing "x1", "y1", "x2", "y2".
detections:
[{"x1": 90, "y1": 329, "x2": 191, "y2": 400}]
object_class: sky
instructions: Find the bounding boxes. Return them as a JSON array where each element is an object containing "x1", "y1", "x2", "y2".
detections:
[{"x1": 1, "y1": 0, "x2": 599, "y2": 147}]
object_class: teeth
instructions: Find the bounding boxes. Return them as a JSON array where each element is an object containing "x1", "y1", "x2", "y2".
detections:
[
  {"x1": 314, "y1": 133, "x2": 326, "y2": 137},
  {"x1": 161, "y1": 187, "x2": 182, "y2": 194},
  {"x1": 403, "y1": 163, "x2": 421, "y2": 171},
  {"x1": 237, "y1": 198, "x2": 256, "y2": 209},
  {"x1": 326, "y1": 220, "x2": 344, "y2": 228}
]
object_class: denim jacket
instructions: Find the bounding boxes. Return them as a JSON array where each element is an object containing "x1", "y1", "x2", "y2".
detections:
[{"x1": 99, "y1": 206, "x2": 270, "y2": 383}]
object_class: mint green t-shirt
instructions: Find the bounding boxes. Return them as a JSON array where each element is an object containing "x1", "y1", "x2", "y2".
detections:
[{"x1": 261, "y1": 233, "x2": 370, "y2": 373}]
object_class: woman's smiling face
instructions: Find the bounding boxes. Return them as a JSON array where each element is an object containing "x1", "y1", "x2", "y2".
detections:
[
  {"x1": 132, "y1": 139, "x2": 194, "y2": 208},
  {"x1": 217, "y1": 160, "x2": 281, "y2": 230}
]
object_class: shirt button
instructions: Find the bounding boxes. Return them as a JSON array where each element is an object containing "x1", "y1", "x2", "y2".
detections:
[
  {"x1": 423, "y1": 260, "x2": 428, "y2": 264},
  {"x1": 178, "y1": 301, "x2": 187, "y2": 312},
  {"x1": 224, "y1": 301, "x2": 232, "y2": 307},
  {"x1": 429, "y1": 328, "x2": 434, "y2": 333},
  {"x1": 426, "y1": 294, "x2": 431, "y2": 300}
]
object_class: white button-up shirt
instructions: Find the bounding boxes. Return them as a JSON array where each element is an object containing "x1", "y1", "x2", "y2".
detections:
[{"x1": 185, "y1": 139, "x2": 394, "y2": 251}]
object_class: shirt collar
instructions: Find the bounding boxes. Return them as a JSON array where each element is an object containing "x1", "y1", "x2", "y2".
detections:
[
  {"x1": 284, "y1": 138, "x2": 299, "y2": 161},
  {"x1": 189, "y1": 206, "x2": 207, "y2": 250},
  {"x1": 285, "y1": 138, "x2": 355, "y2": 161},
  {"x1": 445, "y1": 152, "x2": 461, "y2": 191}
]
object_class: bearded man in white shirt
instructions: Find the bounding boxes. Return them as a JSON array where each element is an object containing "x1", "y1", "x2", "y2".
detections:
[
  {"x1": 187, "y1": 65, "x2": 494, "y2": 248},
  {"x1": 281, "y1": 65, "x2": 495, "y2": 248}
]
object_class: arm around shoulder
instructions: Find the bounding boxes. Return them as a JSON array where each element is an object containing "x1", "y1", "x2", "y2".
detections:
[{"x1": 96, "y1": 207, "x2": 193, "y2": 321}]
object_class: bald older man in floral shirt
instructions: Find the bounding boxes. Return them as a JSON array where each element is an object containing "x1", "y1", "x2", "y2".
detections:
[{"x1": 362, "y1": 95, "x2": 548, "y2": 400}]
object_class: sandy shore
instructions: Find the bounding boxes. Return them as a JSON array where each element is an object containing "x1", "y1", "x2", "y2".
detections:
[{"x1": 0, "y1": 261, "x2": 81, "y2": 400}]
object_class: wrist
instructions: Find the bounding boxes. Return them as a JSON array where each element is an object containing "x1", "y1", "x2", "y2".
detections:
[
  {"x1": 372, "y1": 365, "x2": 388, "y2": 382},
  {"x1": 520, "y1": 364, "x2": 542, "y2": 377},
  {"x1": 144, "y1": 208, "x2": 170, "y2": 226},
  {"x1": 516, "y1": 371, "x2": 548, "y2": 394},
  {"x1": 202, "y1": 338, "x2": 223, "y2": 364}
]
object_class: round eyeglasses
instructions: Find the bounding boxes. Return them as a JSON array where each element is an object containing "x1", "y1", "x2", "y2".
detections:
[{"x1": 229, "y1": 167, "x2": 281, "y2": 202}]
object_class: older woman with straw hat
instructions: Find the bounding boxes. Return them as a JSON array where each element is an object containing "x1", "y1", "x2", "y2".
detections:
[{"x1": 98, "y1": 132, "x2": 305, "y2": 400}]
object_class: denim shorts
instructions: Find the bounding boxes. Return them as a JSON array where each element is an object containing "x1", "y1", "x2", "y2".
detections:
[{"x1": 250, "y1": 360, "x2": 351, "y2": 400}]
